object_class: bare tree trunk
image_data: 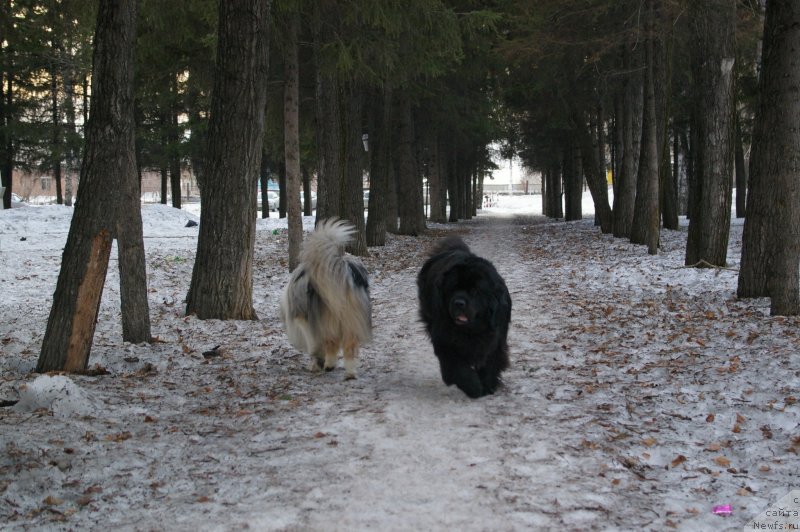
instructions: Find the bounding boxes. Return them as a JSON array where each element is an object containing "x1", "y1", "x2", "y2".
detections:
[
  {"x1": 169, "y1": 75, "x2": 182, "y2": 209},
  {"x1": 630, "y1": 13, "x2": 661, "y2": 254},
  {"x1": 431, "y1": 139, "x2": 448, "y2": 223},
  {"x1": 574, "y1": 116, "x2": 613, "y2": 232},
  {"x1": 63, "y1": 63, "x2": 77, "y2": 207},
  {"x1": 39, "y1": 0, "x2": 146, "y2": 371},
  {"x1": 185, "y1": 0, "x2": 271, "y2": 320},
  {"x1": 283, "y1": 11, "x2": 302, "y2": 271},
  {"x1": 613, "y1": 42, "x2": 642, "y2": 238},
  {"x1": 564, "y1": 144, "x2": 581, "y2": 221},
  {"x1": 259, "y1": 146, "x2": 270, "y2": 218},
  {"x1": 302, "y1": 166, "x2": 312, "y2": 216},
  {"x1": 340, "y1": 81, "x2": 367, "y2": 255},
  {"x1": 312, "y1": 4, "x2": 340, "y2": 224},
  {"x1": 447, "y1": 149, "x2": 460, "y2": 223},
  {"x1": 685, "y1": 0, "x2": 735, "y2": 267},
  {"x1": 397, "y1": 94, "x2": 424, "y2": 235},
  {"x1": 734, "y1": 114, "x2": 747, "y2": 218},
  {"x1": 160, "y1": 164, "x2": 168, "y2": 204},
  {"x1": 738, "y1": 0, "x2": 800, "y2": 315},
  {"x1": 366, "y1": 84, "x2": 391, "y2": 246}
]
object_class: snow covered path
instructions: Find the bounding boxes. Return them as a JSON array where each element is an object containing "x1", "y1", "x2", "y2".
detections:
[{"x1": 1, "y1": 202, "x2": 799, "y2": 531}]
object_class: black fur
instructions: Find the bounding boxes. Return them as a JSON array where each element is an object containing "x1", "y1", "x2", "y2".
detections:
[{"x1": 417, "y1": 237, "x2": 511, "y2": 398}]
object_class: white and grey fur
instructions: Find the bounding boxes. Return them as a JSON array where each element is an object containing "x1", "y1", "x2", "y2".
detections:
[{"x1": 279, "y1": 219, "x2": 372, "y2": 379}]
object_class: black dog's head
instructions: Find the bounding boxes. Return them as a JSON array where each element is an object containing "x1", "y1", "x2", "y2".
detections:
[{"x1": 440, "y1": 262, "x2": 501, "y2": 333}]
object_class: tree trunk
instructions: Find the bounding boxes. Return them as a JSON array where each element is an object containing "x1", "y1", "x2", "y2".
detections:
[
  {"x1": 564, "y1": 144, "x2": 581, "y2": 221},
  {"x1": 431, "y1": 139, "x2": 448, "y2": 223},
  {"x1": 396, "y1": 94, "x2": 424, "y2": 235},
  {"x1": 312, "y1": 5, "x2": 340, "y2": 224},
  {"x1": 685, "y1": 0, "x2": 735, "y2": 267},
  {"x1": 259, "y1": 146, "x2": 270, "y2": 218},
  {"x1": 50, "y1": 53, "x2": 64, "y2": 205},
  {"x1": 630, "y1": 17, "x2": 661, "y2": 254},
  {"x1": 574, "y1": 117, "x2": 613, "y2": 233},
  {"x1": 185, "y1": 0, "x2": 271, "y2": 320},
  {"x1": 302, "y1": 166, "x2": 312, "y2": 216},
  {"x1": 738, "y1": 0, "x2": 800, "y2": 315},
  {"x1": 447, "y1": 149, "x2": 460, "y2": 222},
  {"x1": 278, "y1": 161, "x2": 286, "y2": 218},
  {"x1": 63, "y1": 62, "x2": 77, "y2": 207},
  {"x1": 426, "y1": 134, "x2": 445, "y2": 223},
  {"x1": 1, "y1": 65, "x2": 13, "y2": 209},
  {"x1": 38, "y1": 0, "x2": 146, "y2": 371},
  {"x1": 340, "y1": 81, "x2": 367, "y2": 255},
  {"x1": 613, "y1": 42, "x2": 642, "y2": 238},
  {"x1": 284, "y1": 11, "x2": 302, "y2": 271},
  {"x1": 160, "y1": 164, "x2": 168, "y2": 204},
  {"x1": 366, "y1": 84, "x2": 391, "y2": 246},
  {"x1": 546, "y1": 162, "x2": 563, "y2": 219},
  {"x1": 169, "y1": 75, "x2": 182, "y2": 209},
  {"x1": 734, "y1": 114, "x2": 747, "y2": 218}
]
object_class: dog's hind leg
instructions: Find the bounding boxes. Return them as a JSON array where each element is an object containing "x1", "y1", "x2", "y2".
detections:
[
  {"x1": 342, "y1": 336, "x2": 359, "y2": 380},
  {"x1": 322, "y1": 339, "x2": 339, "y2": 372},
  {"x1": 309, "y1": 351, "x2": 325, "y2": 372}
]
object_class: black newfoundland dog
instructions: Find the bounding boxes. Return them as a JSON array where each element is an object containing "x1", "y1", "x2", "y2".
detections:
[{"x1": 417, "y1": 237, "x2": 511, "y2": 398}]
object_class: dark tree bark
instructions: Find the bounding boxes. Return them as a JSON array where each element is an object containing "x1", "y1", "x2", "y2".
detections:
[
  {"x1": 630, "y1": 16, "x2": 661, "y2": 254},
  {"x1": 283, "y1": 11, "x2": 302, "y2": 271},
  {"x1": 169, "y1": 75, "x2": 182, "y2": 209},
  {"x1": 278, "y1": 161, "x2": 286, "y2": 218},
  {"x1": 738, "y1": 0, "x2": 800, "y2": 315},
  {"x1": 340, "y1": 81, "x2": 367, "y2": 255},
  {"x1": 312, "y1": 5, "x2": 340, "y2": 224},
  {"x1": 427, "y1": 135, "x2": 446, "y2": 223},
  {"x1": 654, "y1": 7, "x2": 678, "y2": 232},
  {"x1": 62, "y1": 62, "x2": 77, "y2": 207},
  {"x1": 185, "y1": 0, "x2": 271, "y2": 320},
  {"x1": 685, "y1": 0, "x2": 735, "y2": 267},
  {"x1": 386, "y1": 156, "x2": 399, "y2": 233},
  {"x1": 396, "y1": 94, "x2": 425, "y2": 235},
  {"x1": 259, "y1": 148, "x2": 271, "y2": 218},
  {"x1": 160, "y1": 163, "x2": 168, "y2": 204},
  {"x1": 1, "y1": 49, "x2": 13, "y2": 209},
  {"x1": 302, "y1": 166, "x2": 312, "y2": 216},
  {"x1": 49, "y1": 27, "x2": 64, "y2": 206},
  {"x1": 574, "y1": 117, "x2": 613, "y2": 233},
  {"x1": 734, "y1": 114, "x2": 747, "y2": 218},
  {"x1": 612, "y1": 42, "x2": 642, "y2": 238},
  {"x1": 446, "y1": 148, "x2": 461, "y2": 223},
  {"x1": 38, "y1": 0, "x2": 149, "y2": 372},
  {"x1": 545, "y1": 162, "x2": 563, "y2": 219},
  {"x1": 366, "y1": 84, "x2": 392, "y2": 246},
  {"x1": 564, "y1": 144, "x2": 582, "y2": 221},
  {"x1": 430, "y1": 138, "x2": 447, "y2": 222}
]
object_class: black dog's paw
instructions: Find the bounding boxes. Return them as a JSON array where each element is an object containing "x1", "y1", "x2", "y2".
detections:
[
  {"x1": 445, "y1": 364, "x2": 484, "y2": 398},
  {"x1": 477, "y1": 367, "x2": 502, "y2": 395}
]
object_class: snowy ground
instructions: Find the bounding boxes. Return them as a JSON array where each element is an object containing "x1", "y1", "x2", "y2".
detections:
[{"x1": 1, "y1": 193, "x2": 799, "y2": 531}]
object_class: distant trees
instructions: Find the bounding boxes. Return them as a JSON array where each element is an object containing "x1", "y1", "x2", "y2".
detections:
[
  {"x1": 497, "y1": 0, "x2": 766, "y2": 266},
  {"x1": 6, "y1": 0, "x2": 799, "y2": 330}
]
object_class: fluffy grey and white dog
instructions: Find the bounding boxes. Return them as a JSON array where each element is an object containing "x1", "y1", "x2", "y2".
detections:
[{"x1": 279, "y1": 219, "x2": 372, "y2": 379}]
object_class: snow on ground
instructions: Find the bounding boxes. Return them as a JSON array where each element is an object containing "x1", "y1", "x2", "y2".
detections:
[{"x1": 1, "y1": 192, "x2": 799, "y2": 531}]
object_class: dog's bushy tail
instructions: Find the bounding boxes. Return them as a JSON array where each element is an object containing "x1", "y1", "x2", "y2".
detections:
[{"x1": 301, "y1": 218, "x2": 359, "y2": 315}]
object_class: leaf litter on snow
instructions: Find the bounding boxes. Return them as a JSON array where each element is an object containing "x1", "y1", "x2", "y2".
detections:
[{"x1": 0, "y1": 197, "x2": 798, "y2": 531}]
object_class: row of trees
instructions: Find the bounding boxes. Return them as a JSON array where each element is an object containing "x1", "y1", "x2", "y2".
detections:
[
  {"x1": 0, "y1": 0, "x2": 793, "y2": 372},
  {"x1": 497, "y1": 0, "x2": 798, "y2": 314}
]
